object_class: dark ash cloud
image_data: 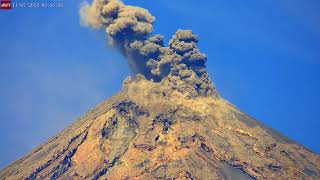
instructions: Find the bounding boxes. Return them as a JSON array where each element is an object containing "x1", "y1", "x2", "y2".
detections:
[{"x1": 80, "y1": 0, "x2": 219, "y2": 97}]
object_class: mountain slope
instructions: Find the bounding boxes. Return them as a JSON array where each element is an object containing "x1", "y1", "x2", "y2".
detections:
[{"x1": 1, "y1": 78, "x2": 319, "y2": 180}]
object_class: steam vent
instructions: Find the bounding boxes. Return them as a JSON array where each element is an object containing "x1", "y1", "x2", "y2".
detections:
[{"x1": 1, "y1": 0, "x2": 319, "y2": 179}]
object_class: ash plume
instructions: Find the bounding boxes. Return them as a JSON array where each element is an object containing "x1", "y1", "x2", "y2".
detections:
[{"x1": 80, "y1": 0, "x2": 218, "y2": 97}]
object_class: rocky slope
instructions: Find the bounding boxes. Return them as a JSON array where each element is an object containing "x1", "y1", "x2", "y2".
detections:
[{"x1": 1, "y1": 77, "x2": 319, "y2": 180}]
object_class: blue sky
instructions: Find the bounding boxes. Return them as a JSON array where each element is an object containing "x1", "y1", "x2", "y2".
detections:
[{"x1": 0, "y1": 0, "x2": 319, "y2": 169}]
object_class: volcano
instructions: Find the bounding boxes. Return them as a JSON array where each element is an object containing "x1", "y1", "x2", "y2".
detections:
[
  {"x1": 1, "y1": 76, "x2": 319, "y2": 179},
  {"x1": 1, "y1": 0, "x2": 320, "y2": 179}
]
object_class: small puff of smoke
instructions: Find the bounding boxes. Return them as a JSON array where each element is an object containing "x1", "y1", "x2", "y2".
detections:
[{"x1": 79, "y1": 0, "x2": 106, "y2": 28}]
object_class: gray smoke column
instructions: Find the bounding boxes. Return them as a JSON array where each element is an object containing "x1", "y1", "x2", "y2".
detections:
[
  {"x1": 80, "y1": 0, "x2": 155, "y2": 77},
  {"x1": 80, "y1": 0, "x2": 219, "y2": 97}
]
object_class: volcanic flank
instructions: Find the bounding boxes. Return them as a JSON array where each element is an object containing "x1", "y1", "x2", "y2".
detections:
[{"x1": 1, "y1": 0, "x2": 320, "y2": 179}]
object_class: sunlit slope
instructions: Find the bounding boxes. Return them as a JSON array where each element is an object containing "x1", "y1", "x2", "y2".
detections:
[{"x1": 1, "y1": 78, "x2": 319, "y2": 179}]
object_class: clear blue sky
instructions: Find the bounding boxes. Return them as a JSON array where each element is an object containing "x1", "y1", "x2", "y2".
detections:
[{"x1": 0, "y1": 0, "x2": 319, "y2": 169}]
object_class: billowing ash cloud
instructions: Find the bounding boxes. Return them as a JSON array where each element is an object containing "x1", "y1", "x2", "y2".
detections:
[{"x1": 80, "y1": 0, "x2": 218, "y2": 97}]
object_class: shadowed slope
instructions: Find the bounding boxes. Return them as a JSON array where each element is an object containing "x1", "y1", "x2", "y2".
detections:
[{"x1": 1, "y1": 78, "x2": 319, "y2": 179}]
